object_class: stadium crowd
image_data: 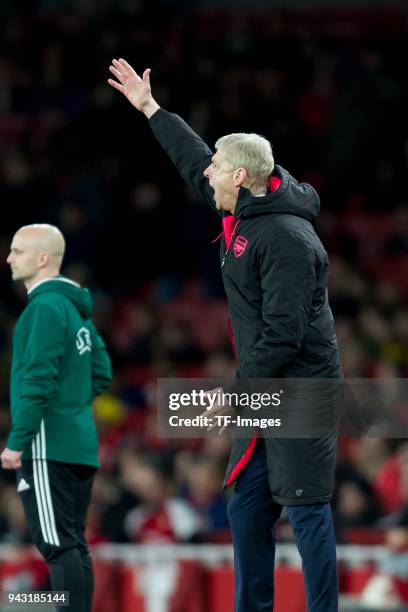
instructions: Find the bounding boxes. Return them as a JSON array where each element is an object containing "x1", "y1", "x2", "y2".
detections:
[{"x1": 0, "y1": 0, "x2": 407, "y2": 573}]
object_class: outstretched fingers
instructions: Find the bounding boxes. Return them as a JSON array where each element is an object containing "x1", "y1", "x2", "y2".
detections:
[
  {"x1": 111, "y1": 58, "x2": 142, "y2": 80},
  {"x1": 109, "y1": 64, "x2": 124, "y2": 81},
  {"x1": 108, "y1": 58, "x2": 137, "y2": 92},
  {"x1": 118, "y1": 57, "x2": 138, "y2": 75},
  {"x1": 107, "y1": 78, "x2": 124, "y2": 92}
]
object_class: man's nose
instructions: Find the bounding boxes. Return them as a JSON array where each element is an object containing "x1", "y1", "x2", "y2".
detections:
[{"x1": 203, "y1": 165, "x2": 212, "y2": 178}]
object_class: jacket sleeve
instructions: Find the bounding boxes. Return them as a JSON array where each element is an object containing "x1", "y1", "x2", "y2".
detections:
[
  {"x1": 149, "y1": 109, "x2": 218, "y2": 212},
  {"x1": 238, "y1": 232, "x2": 316, "y2": 379},
  {"x1": 7, "y1": 304, "x2": 66, "y2": 452},
  {"x1": 90, "y1": 323, "x2": 112, "y2": 398}
]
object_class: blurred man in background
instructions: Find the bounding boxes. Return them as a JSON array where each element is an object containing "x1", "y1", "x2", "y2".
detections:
[
  {"x1": 1, "y1": 224, "x2": 112, "y2": 612},
  {"x1": 108, "y1": 59, "x2": 342, "y2": 611}
]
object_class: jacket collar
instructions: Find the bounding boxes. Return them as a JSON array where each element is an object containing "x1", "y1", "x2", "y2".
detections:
[{"x1": 234, "y1": 165, "x2": 320, "y2": 223}]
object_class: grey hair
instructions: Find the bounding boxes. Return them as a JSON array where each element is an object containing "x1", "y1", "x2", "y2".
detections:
[{"x1": 215, "y1": 133, "x2": 274, "y2": 193}]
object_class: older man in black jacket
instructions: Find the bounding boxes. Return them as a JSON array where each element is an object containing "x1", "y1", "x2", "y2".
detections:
[{"x1": 109, "y1": 58, "x2": 342, "y2": 612}]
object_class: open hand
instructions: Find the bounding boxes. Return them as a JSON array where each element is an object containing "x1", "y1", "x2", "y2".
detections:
[{"x1": 108, "y1": 58, "x2": 159, "y2": 117}]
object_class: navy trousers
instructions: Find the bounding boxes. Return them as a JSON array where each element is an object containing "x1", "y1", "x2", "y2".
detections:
[{"x1": 227, "y1": 439, "x2": 338, "y2": 612}]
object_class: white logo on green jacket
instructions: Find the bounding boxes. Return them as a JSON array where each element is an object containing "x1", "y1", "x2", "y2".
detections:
[{"x1": 76, "y1": 327, "x2": 92, "y2": 355}]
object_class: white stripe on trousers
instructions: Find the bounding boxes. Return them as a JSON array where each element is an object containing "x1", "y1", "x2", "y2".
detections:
[{"x1": 31, "y1": 421, "x2": 60, "y2": 546}]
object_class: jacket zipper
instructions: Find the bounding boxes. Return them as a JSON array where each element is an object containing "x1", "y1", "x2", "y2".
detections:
[{"x1": 221, "y1": 219, "x2": 240, "y2": 268}]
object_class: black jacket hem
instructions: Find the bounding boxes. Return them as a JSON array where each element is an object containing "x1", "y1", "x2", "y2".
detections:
[{"x1": 271, "y1": 492, "x2": 333, "y2": 506}]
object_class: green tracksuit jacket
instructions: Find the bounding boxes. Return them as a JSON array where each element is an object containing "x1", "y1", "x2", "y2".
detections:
[{"x1": 7, "y1": 276, "x2": 112, "y2": 467}]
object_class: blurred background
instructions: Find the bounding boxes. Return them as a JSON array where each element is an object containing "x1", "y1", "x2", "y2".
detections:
[{"x1": 0, "y1": 0, "x2": 407, "y2": 610}]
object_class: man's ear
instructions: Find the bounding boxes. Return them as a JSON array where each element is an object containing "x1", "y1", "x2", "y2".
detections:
[
  {"x1": 233, "y1": 167, "x2": 247, "y2": 188},
  {"x1": 38, "y1": 251, "x2": 49, "y2": 269}
]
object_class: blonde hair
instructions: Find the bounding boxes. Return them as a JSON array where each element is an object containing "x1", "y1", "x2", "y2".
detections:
[
  {"x1": 215, "y1": 133, "x2": 274, "y2": 193},
  {"x1": 19, "y1": 224, "x2": 65, "y2": 266}
]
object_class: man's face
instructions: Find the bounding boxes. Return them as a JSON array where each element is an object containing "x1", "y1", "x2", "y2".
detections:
[
  {"x1": 203, "y1": 150, "x2": 239, "y2": 212},
  {"x1": 7, "y1": 231, "x2": 42, "y2": 284}
]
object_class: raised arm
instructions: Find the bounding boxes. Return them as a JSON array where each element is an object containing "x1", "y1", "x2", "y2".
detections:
[{"x1": 108, "y1": 59, "x2": 217, "y2": 211}]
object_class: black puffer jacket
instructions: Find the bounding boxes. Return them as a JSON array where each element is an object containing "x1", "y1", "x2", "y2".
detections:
[{"x1": 150, "y1": 109, "x2": 342, "y2": 506}]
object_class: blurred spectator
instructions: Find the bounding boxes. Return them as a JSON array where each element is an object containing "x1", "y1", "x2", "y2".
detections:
[
  {"x1": 334, "y1": 463, "x2": 382, "y2": 538},
  {"x1": 181, "y1": 457, "x2": 229, "y2": 541},
  {"x1": 120, "y1": 454, "x2": 201, "y2": 544},
  {"x1": 0, "y1": 487, "x2": 31, "y2": 544},
  {"x1": 374, "y1": 443, "x2": 408, "y2": 515}
]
